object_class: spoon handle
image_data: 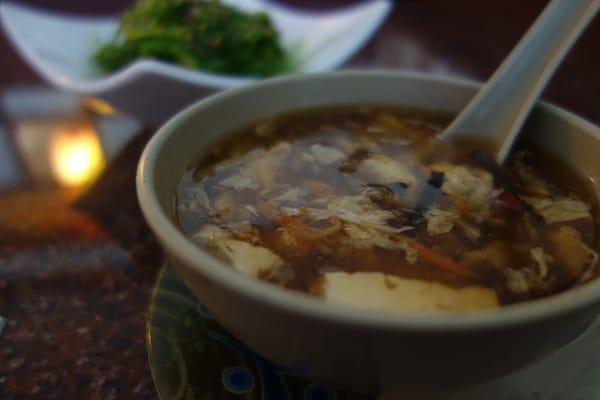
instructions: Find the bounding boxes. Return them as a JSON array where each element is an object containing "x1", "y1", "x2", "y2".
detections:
[{"x1": 439, "y1": 0, "x2": 600, "y2": 163}]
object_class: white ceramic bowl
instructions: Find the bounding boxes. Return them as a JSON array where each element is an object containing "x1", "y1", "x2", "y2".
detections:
[
  {"x1": 137, "y1": 71, "x2": 600, "y2": 394},
  {"x1": 0, "y1": 0, "x2": 392, "y2": 125}
]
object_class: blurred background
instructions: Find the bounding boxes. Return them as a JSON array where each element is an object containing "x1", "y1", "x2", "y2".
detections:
[
  {"x1": 0, "y1": 1, "x2": 599, "y2": 398},
  {"x1": 0, "y1": 0, "x2": 598, "y2": 194}
]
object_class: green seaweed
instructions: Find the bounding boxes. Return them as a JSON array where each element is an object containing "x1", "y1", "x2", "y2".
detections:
[{"x1": 94, "y1": 0, "x2": 291, "y2": 76}]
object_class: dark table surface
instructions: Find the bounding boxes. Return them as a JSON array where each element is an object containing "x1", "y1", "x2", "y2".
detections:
[{"x1": 0, "y1": 1, "x2": 598, "y2": 398}]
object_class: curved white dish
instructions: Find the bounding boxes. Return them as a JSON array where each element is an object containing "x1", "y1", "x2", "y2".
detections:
[{"x1": 0, "y1": 0, "x2": 392, "y2": 125}]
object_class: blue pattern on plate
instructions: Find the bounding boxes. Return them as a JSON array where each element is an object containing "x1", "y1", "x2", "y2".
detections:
[
  {"x1": 222, "y1": 366, "x2": 254, "y2": 394},
  {"x1": 304, "y1": 384, "x2": 338, "y2": 400},
  {"x1": 208, "y1": 329, "x2": 292, "y2": 399},
  {"x1": 147, "y1": 266, "x2": 371, "y2": 400}
]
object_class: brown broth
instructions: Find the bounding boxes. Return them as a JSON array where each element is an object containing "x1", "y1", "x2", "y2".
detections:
[{"x1": 176, "y1": 106, "x2": 599, "y2": 312}]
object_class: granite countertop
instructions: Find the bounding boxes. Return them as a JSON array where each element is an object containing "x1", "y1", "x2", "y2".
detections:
[
  {"x1": 0, "y1": 1, "x2": 598, "y2": 398},
  {"x1": 0, "y1": 131, "x2": 161, "y2": 399}
]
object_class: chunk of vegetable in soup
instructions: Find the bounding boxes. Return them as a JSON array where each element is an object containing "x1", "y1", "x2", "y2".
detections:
[{"x1": 177, "y1": 106, "x2": 599, "y2": 314}]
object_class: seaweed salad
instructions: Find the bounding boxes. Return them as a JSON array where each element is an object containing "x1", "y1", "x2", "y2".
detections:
[{"x1": 94, "y1": 0, "x2": 290, "y2": 76}]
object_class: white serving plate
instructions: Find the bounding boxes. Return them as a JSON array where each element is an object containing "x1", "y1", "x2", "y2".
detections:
[{"x1": 0, "y1": 0, "x2": 392, "y2": 125}]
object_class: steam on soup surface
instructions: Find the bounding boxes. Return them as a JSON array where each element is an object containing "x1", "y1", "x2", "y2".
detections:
[{"x1": 177, "y1": 106, "x2": 599, "y2": 314}]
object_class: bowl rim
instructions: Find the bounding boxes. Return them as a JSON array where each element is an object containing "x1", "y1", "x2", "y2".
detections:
[{"x1": 137, "y1": 69, "x2": 600, "y2": 332}]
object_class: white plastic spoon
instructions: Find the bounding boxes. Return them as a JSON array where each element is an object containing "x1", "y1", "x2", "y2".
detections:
[{"x1": 439, "y1": 0, "x2": 600, "y2": 163}]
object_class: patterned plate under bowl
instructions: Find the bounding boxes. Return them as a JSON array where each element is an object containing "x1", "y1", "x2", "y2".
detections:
[
  {"x1": 147, "y1": 265, "x2": 370, "y2": 400},
  {"x1": 147, "y1": 265, "x2": 600, "y2": 400}
]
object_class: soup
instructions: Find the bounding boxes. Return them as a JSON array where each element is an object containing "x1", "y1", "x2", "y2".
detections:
[{"x1": 176, "y1": 106, "x2": 598, "y2": 314}]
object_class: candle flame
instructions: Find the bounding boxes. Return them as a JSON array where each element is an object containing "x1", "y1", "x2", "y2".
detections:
[{"x1": 50, "y1": 125, "x2": 105, "y2": 187}]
